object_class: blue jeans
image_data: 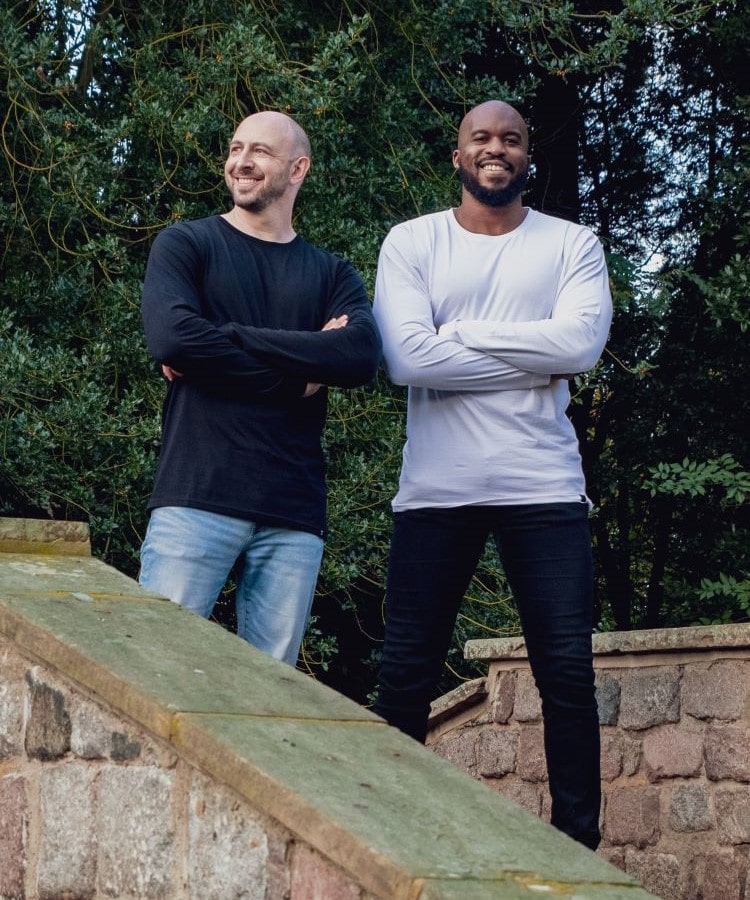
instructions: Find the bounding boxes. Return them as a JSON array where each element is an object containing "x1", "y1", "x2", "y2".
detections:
[
  {"x1": 373, "y1": 503, "x2": 601, "y2": 849},
  {"x1": 138, "y1": 507, "x2": 324, "y2": 666}
]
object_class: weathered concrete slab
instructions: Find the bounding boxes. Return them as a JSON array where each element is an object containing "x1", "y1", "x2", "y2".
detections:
[
  {"x1": 0, "y1": 593, "x2": 380, "y2": 741},
  {"x1": 0, "y1": 552, "x2": 144, "y2": 596},
  {"x1": 419, "y1": 878, "x2": 655, "y2": 899},
  {"x1": 0, "y1": 518, "x2": 91, "y2": 556},
  {"x1": 466, "y1": 623, "x2": 750, "y2": 661},
  {"x1": 173, "y1": 714, "x2": 651, "y2": 900}
]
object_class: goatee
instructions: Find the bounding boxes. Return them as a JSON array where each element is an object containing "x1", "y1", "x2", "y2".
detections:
[{"x1": 458, "y1": 163, "x2": 529, "y2": 208}]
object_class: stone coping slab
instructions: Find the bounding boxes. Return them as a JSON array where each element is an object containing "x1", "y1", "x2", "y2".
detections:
[
  {"x1": 0, "y1": 585, "x2": 378, "y2": 740},
  {"x1": 0, "y1": 516, "x2": 91, "y2": 556},
  {"x1": 174, "y1": 714, "x2": 645, "y2": 899},
  {"x1": 466, "y1": 623, "x2": 750, "y2": 661},
  {"x1": 0, "y1": 551, "x2": 144, "y2": 595},
  {"x1": 417, "y1": 878, "x2": 657, "y2": 899}
]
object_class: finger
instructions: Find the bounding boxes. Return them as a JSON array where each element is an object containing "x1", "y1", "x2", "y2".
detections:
[{"x1": 322, "y1": 315, "x2": 348, "y2": 331}]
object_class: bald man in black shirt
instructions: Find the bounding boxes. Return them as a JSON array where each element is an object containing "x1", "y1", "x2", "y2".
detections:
[{"x1": 139, "y1": 111, "x2": 381, "y2": 665}]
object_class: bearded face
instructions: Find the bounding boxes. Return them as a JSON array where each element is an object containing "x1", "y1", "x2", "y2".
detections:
[{"x1": 457, "y1": 161, "x2": 529, "y2": 208}]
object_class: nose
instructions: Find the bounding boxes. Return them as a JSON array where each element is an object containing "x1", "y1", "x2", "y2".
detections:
[
  {"x1": 486, "y1": 136, "x2": 506, "y2": 155},
  {"x1": 235, "y1": 149, "x2": 256, "y2": 170}
]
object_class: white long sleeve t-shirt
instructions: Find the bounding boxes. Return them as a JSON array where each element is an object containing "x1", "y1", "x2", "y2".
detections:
[{"x1": 373, "y1": 207, "x2": 613, "y2": 510}]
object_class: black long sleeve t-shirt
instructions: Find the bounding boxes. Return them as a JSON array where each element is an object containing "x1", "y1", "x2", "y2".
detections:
[{"x1": 141, "y1": 215, "x2": 381, "y2": 536}]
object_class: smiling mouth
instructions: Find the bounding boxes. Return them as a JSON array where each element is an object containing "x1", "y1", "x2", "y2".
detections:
[{"x1": 479, "y1": 161, "x2": 511, "y2": 173}]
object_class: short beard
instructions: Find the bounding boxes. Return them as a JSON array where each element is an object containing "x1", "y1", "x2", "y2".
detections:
[
  {"x1": 229, "y1": 175, "x2": 288, "y2": 213},
  {"x1": 458, "y1": 163, "x2": 529, "y2": 208}
]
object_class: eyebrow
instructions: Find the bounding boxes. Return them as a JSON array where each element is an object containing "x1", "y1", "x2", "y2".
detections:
[
  {"x1": 228, "y1": 140, "x2": 273, "y2": 151},
  {"x1": 471, "y1": 128, "x2": 524, "y2": 139}
]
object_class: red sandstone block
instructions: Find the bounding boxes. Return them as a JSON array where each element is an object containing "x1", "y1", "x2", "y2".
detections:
[
  {"x1": 290, "y1": 844, "x2": 362, "y2": 900},
  {"x1": 491, "y1": 671, "x2": 515, "y2": 724},
  {"x1": 688, "y1": 851, "x2": 746, "y2": 900},
  {"x1": 431, "y1": 727, "x2": 479, "y2": 775},
  {"x1": 513, "y1": 671, "x2": 542, "y2": 723},
  {"x1": 477, "y1": 726, "x2": 518, "y2": 777},
  {"x1": 618, "y1": 669, "x2": 680, "y2": 731},
  {"x1": 600, "y1": 731, "x2": 624, "y2": 782},
  {"x1": 516, "y1": 725, "x2": 547, "y2": 782},
  {"x1": 493, "y1": 777, "x2": 546, "y2": 818},
  {"x1": 643, "y1": 725, "x2": 703, "y2": 782},
  {"x1": 704, "y1": 726, "x2": 750, "y2": 782},
  {"x1": 682, "y1": 660, "x2": 748, "y2": 722},
  {"x1": 603, "y1": 786, "x2": 661, "y2": 848},
  {"x1": 715, "y1": 787, "x2": 750, "y2": 845},
  {"x1": 601, "y1": 730, "x2": 643, "y2": 780},
  {"x1": 266, "y1": 831, "x2": 292, "y2": 900},
  {"x1": 0, "y1": 776, "x2": 27, "y2": 898},
  {"x1": 624, "y1": 849, "x2": 683, "y2": 900},
  {"x1": 597, "y1": 846, "x2": 626, "y2": 870}
]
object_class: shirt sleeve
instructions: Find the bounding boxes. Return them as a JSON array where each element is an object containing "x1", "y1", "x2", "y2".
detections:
[
  {"x1": 141, "y1": 225, "x2": 305, "y2": 398},
  {"x1": 219, "y1": 261, "x2": 382, "y2": 388},
  {"x1": 373, "y1": 226, "x2": 550, "y2": 392},
  {"x1": 438, "y1": 228, "x2": 613, "y2": 375}
]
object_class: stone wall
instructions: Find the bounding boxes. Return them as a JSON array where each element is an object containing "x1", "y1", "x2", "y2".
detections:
[
  {"x1": 0, "y1": 518, "x2": 654, "y2": 900},
  {"x1": 427, "y1": 626, "x2": 750, "y2": 900},
  {"x1": 1, "y1": 642, "x2": 366, "y2": 900}
]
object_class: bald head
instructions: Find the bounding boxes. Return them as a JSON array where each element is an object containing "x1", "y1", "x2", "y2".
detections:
[
  {"x1": 233, "y1": 110, "x2": 311, "y2": 160},
  {"x1": 457, "y1": 101, "x2": 528, "y2": 151}
]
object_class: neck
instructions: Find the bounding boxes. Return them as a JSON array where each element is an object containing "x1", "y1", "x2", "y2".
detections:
[
  {"x1": 453, "y1": 194, "x2": 528, "y2": 236},
  {"x1": 223, "y1": 206, "x2": 297, "y2": 243}
]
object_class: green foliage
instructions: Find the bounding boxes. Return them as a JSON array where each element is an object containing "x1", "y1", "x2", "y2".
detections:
[
  {"x1": 1, "y1": 0, "x2": 748, "y2": 706},
  {"x1": 645, "y1": 455, "x2": 750, "y2": 504},
  {"x1": 696, "y1": 574, "x2": 750, "y2": 621}
]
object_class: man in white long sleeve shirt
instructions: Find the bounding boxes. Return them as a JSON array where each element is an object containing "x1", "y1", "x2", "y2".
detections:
[{"x1": 372, "y1": 100, "x2": 612, "y2": 850}]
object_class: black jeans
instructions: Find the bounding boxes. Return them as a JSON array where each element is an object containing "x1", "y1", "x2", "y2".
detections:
[{"x1": 373, "y1": 503, "x2": 601, "y2": 849}]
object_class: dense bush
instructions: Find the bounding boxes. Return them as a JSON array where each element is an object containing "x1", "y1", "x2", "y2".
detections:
[{"x1": 2, "y1": 0, "x2": 747, "y2": 702}]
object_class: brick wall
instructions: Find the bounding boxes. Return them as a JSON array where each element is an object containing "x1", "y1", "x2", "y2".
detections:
[{"x1": 427, "y1": 626, "x2": 750, "y2": 900}]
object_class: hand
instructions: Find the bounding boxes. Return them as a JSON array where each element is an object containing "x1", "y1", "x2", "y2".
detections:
[
  {"x1": 321, "y1": 314, "x2": 348, "y2": 331},
  {"x1": 162, "y1": 364, "x2": 184, "y2": 381},
  {"x1": 303, "y1": 315, "x2": 349, "y2": 397}
]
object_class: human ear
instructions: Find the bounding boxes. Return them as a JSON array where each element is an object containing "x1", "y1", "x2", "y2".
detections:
[{"x1": 291, "y1": 156, "x2": 311, "y2": 182}]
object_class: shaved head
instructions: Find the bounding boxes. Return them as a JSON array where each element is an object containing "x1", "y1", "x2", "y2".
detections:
[
  {"x1": 457, "y1": 101, "x2": 528, "y2": 150},
  {"x1": 232, "y1": 111, "x2": 311, "y2": 160}
]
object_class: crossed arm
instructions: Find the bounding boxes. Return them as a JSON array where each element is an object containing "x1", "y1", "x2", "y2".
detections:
[
  {"x1": 142, "y1": 228, "x2": 380, "y2": 398},
  {"x1": 372, "y1": 227, "x2": 612, "y2": 391}
]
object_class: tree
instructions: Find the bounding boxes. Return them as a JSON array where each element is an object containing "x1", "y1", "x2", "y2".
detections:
[{"x1": 2, "y1": 0, "x2": 747, "y2": 703}]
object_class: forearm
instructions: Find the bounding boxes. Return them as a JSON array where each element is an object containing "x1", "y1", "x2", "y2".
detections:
[
  {"x1": 220, "y1": 313, "x2": 381, "y2": 387},
  {"x1": 146, "y1": 303, "x2": 307, "y2": 396},
  {"x1": 437, "y1": 230, "x2": 613, "y2": 375},
  {"x1": 374, "y1": 232, "x2": 549, "y2": 392},
  {"x1": 141, "y1": 228, "x2": 305, "y2": 398},
  {"x1": 439, "y1": 314, "x2": 610, "y2": 375},
  {"x1": 378, "y1": 329, "x2": 549, "y2": 390}
]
